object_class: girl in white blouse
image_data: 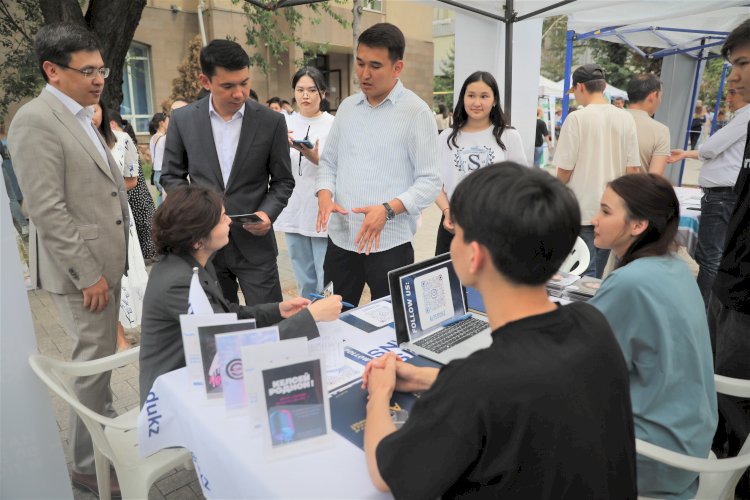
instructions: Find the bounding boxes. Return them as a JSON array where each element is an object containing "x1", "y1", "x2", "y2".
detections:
[
  {"x1": 274, "y1": 67, "x2": 335, "y2": 297},
  {"x1": 434, "y1": 71, "x2": 528, "y2": 255}
]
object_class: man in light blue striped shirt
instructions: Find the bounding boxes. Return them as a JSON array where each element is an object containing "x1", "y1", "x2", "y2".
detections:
[{"x1": 315, "y1": 23, "x2": 441, "y2": 306}]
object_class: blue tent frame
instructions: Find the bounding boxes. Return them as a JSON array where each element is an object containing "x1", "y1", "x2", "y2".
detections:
[{"x1": 561, "y1": 25, "x2": 730, "y2": 185}]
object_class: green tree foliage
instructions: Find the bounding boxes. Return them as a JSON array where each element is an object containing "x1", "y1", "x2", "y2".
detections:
[
  {"x1": 540, "y1": 15, "x2": 567, "y2": 81},
  {"x1": 235, "y1": 0, "x2": 349, "y2": 74},
  {"x1": 587, "y1": 39, "x2": 661, "y2": 90},
  {"x1": 0, "y1": 0, "x2": 44, "y2": 121},
  {"x1": 167, "y1": 34, "x2": 204, "y2": 108},
  {"x1": 698, "y1": 57, "x2": 729, "y2": 110},
  {"x1": 0, "y1": 0, "x2": 146, "y2": 120},
  {"x1": 433, "y1": 44, "x2": 454, "y2": 110}
]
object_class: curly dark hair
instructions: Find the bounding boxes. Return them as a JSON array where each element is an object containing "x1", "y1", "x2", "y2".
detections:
[{"x1": 152, "y1": 186, "x2": 224, "y2": 255}]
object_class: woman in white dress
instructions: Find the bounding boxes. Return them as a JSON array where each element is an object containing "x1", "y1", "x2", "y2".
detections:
[
  {"x1": 92, "y1": 104, "x2": 149, "y2": 350},
  {"x1": 274, "y1": 67, "x2": 335, "y2": 297},
  {"x1": 434, "y1": 71, "x2": 528, "y2": 255}
]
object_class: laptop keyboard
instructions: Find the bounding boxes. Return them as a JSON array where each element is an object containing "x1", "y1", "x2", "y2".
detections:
[{"x1": 414, "y1": 317, "x2": 488, "y2": 354}]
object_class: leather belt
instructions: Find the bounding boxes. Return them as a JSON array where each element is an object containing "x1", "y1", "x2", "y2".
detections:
[{"x1": 701, "y1": 186, "x2": 734, "y2": 193}]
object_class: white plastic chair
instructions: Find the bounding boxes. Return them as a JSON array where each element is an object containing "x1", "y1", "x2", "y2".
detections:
[
  {"x1": 28, "y1": 347, "x2": 191, "y2": 500},
  {"x1": 558, "y1": 236, "x2": 590, "y2": 276},
  {"x1": 636, "y1": 374, "x2": 750, "y2": 500}
]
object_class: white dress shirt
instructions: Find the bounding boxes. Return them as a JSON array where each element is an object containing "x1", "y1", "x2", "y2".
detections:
[
  {"x1": 698, "y1": 104, "x2": 750, "y2": 188},
  {"x1": 315, "y1": 80, "x2": 441, "y2": 252},
  {"x1": 45, "y1": 84, "x2": 108, "y2": 165},
  {"x1": 208, "y1": 97, "x2": 245, "y2": 188}
]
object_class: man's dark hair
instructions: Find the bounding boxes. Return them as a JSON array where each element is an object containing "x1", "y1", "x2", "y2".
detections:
[
  {"x1": 266, "y1": 96, "x2": 282, "y2": 107},
  {"x1": 450, "y1": 162, "x2": 580, "y2": 285},
  {"x1": 358, "y1": 23, "x2": 405, "y2": 63},
  {"x1": 583, "y1": 79, "x2": 607, "y2": 94},
  {"x1": 722, "y1": 18, "x2": 750, "y2": 60},
  {"x1": 200, "y1": 39, "x2": 249, "y2": 78},
  {"x1": 249, "y1": 89, "x2": 259, "y2": 102},
  {"x1": 34, "y1": 22, "x2": 102, "y2": 82},
  {"x1": 152, "y1": 185, "x2": 224, "y2": 255},
  {"x1": 627, "y1": 74, "x2": 662, "y2": 103}
]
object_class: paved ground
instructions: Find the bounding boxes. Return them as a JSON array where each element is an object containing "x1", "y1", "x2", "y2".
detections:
[
  {"x1": 22, "y1": 162, "x2": 701, "y2": 499},
  {"x1": 24, "y1": 196, "x2": 444, "y2": 500}
]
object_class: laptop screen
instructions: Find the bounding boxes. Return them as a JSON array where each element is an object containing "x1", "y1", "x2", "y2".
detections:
[{"x1": 393, "y1": 255, "x2": 466, "y2": 342}]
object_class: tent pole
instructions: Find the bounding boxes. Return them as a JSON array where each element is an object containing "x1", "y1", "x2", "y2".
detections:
[
  {"x1": 680, "y1": 39, "x2": 706, "y2": 187},
  {"x1": 561, "y1": 30, "x2": 574, "y2": 122},
  {"x1": 710, "y1": 62, "x2": 729, "y2": 134},
  {"x1": 504, "y1": 0, "x2": 514, "y2": 124}
]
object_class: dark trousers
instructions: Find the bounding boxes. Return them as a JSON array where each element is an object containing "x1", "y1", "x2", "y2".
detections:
[
  {"x1": 707, "y1": 293, "x2": 750, "y2": 496},
  {"x1": 212, "y1": 238, "x2": 282, "y2": 306},
  {"x1": 323, "y1": 238, "x2": 414, "y2": 307},
  {"x1": 578, "y1": 225, "x2": 611, "y2": 279},
  {"x1": 695, "y1": 189, "x2": 738, "y2": 307},
  {"x1": 435, "y1": 215, "x2": 454, "y2": 256}
]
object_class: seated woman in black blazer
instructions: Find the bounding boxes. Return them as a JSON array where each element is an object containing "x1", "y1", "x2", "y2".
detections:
[{"x1": 139, "y1": 185, "x2": 342, "y2": 405}]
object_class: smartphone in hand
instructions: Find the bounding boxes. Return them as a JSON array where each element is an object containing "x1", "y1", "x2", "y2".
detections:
[
  {"x1": 292, "y1": 139, "x2": 314, "y2": 149},
  {"x1": 229, "y1": 213, "x2": 263, "y2": 225}
]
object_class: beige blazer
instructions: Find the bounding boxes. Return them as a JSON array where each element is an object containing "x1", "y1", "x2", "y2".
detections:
[{"x1": 9, "y1": 89, "x2": 129, "y2": 294}]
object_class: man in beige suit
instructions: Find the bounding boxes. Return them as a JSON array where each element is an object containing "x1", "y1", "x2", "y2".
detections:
[{"x1": 8, "y1": 23, "x2": 128, "y2": 497}]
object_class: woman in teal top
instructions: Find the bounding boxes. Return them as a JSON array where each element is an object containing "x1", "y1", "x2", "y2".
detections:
[{"x1": 589, "y1": 174, "x2": 718, "y2": 499}]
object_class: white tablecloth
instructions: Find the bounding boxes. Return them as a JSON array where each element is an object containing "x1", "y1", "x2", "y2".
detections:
[
  {"x1": 138, "y1": 366, "x2": 388, "y2": 499},
  {"x1": 137, "y1": 318, "x2": 405, "y2": 499},
  {"x1": 674, "y1": 187, "x2": 701, "y2": 258}
]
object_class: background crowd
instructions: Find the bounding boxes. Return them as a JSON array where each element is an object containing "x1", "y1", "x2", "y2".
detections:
[{"x1": 4, "y1": 15, "x2": 749, "y2": 500}]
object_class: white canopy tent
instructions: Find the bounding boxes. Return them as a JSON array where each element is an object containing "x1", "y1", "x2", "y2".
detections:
[
  {"x1": 425, "y1": 0, "x2": 748, "y2": 178},
  {"x1": 540, "y1": 76, "x2": 563, "y2": 97}
]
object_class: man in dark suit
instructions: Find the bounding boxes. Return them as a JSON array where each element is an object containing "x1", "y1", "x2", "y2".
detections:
[
  {"x1": 160, "y1": 40, "x2": 294, "y2": 305},
  {"x1": 9, "y1": 23, "x2": 128, "y2": 497}
]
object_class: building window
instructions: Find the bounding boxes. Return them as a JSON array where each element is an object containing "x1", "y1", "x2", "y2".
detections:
[
  {"x1": 120, "y1": 42, "x2": 153, "y2": 135},
  {"x1": 363, "y1": 0, "x2": 382, "y2": 12}
]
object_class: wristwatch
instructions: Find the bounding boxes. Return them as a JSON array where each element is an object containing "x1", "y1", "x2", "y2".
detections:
[{"x1": 382, "y1": 202, "x2": 396, "y2": 221}]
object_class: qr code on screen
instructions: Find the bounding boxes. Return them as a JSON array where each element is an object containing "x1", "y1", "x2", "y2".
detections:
[{"x1": 419, "y1": 274, "x2": 448, "y2": 322}]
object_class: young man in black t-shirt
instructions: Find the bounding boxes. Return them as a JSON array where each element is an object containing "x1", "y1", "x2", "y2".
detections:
[
  {"x1": 362, "y1": 162, "x2": 637, "y2": 499},
  {"x1": 707, "y1": 20, "x2": 750, "y2": 492}
]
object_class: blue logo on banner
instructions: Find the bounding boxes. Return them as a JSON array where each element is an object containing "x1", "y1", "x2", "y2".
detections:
[
  {"x1": 344, "y1": 347, "x2": 373, "y2": 366},
  {"x1": 192, "y1": 453, "x2": 211, "y2": 491},
  {"x1": 145, "y1": 391, "x2": 162, "y2": 437}
]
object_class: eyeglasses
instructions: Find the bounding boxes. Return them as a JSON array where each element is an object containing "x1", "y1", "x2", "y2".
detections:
[
  {"x1": 56, "y1": 63, "x2": 110, "y2": 79},
  {"x1": 294, "y1": 87, "x2": 319, "y2": 96}
]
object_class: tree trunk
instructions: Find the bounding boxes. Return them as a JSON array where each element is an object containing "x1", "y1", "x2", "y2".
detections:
[
  {"x1": 37, "y1": 0, "x2": 147, "y2": 110},
  {"x1": 351, "y1": 0, "x2": 363, "y2": 93}
]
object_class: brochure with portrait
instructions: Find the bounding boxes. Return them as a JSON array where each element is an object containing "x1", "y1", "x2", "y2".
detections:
[
  {"x1": 215, "y1": 326, "x2": 280, "y2": 414},
  {"x1": 243, "y1": 340, "x2": 332, "y2": 458},
  {"x1": 179, "y1": 313, "x2": 237, "y2": 392},
  {"x1": 197, "y1": 320, "x2": 256, "y2": 399}
]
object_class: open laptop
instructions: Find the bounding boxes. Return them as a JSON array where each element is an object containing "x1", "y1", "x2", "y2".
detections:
[{"x1": 388, "y1": 253, "x2": 492, "y2": 365}]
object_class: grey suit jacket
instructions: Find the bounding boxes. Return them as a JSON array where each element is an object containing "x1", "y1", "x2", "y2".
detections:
[
  {"x1": 8, "y1": 89, "x2": 129, "y2": 294},
  {"x1": 160, "y1": 97, "x2": 294, "y2": 265},
  {"x1": 138, "y1": 252, "x2": 318, "y2": 406}
]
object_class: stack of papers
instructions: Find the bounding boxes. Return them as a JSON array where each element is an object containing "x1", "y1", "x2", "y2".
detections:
[
  {"x1": 564, "y1": 277, "x2": 603, "y2": 302},
  {"x1": 546, "y1": 271, "x2": 580, "y2": 298}
]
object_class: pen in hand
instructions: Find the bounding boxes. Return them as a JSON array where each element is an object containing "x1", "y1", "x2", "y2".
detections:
[{"x1": 308, "y1": 293, "x2": 355, "y2": 309}]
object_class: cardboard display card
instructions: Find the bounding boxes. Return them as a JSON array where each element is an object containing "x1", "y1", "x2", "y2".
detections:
[
  {"x1": 179, "y1": 313, "x2": 237, "y2": 391},
  {"x1": 242, "y1": 340, "x2": 332, "y2": 458},
  {"x1": 197, "y1": 320, "x2": 256, "y2": 399},
  {"x1": 215, "y1": 326, "x2": 280, "y2": 413}
]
